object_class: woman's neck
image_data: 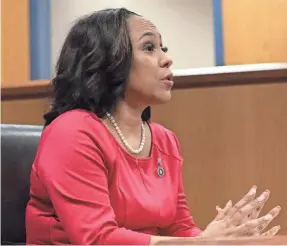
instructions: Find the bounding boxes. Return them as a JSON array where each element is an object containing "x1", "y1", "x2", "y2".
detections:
[{"x1": 108, "y1": 101, "x2": 146, "y2": 137}]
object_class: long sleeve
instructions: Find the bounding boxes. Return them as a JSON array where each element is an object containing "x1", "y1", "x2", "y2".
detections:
[
  {"x1": 159, "y1": 165, "x2": 202, "y2": 237},
  {"x1": 159, "y1": 133, "x2": 202, "y2": 237},
  {"x1": 37, "y1": 119, "x2": 151, "y2": 245}
]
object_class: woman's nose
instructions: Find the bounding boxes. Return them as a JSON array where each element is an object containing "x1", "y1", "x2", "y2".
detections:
[{"x1": 160, "y1": 53, "x2": 173, "y2": 68}]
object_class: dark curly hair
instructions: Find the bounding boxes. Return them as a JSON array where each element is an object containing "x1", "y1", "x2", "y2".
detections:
[{"x1": 44, "y1": 8, "x2": 151, "y2": 126}]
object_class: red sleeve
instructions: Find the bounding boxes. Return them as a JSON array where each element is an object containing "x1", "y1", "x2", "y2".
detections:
[
  {"x1": 38, "y1": 118, "x2": 151, "y2": 245},
  {"x1": 160, "y1": 133, "x2": 202, "y2": 237}
]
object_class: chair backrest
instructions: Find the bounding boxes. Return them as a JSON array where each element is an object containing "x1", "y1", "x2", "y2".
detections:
[{"x1": 1, "y1": 124, "x2": 43, "y2": 244}]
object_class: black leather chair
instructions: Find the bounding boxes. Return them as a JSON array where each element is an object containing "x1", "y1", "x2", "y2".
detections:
[{"x1": 1, "y1": 124, "x2": 43, "y2": 245}]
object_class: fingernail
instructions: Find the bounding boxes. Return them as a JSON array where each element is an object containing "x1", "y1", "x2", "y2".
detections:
[
  {"x1": 264, "y1": 214, "x2": 273, "y2": 221},
  {"x1": 227, "y1": 200, "x2": 232, "y2": 206},
  {"x1": 258, "y1": 194, "x2": 265, "y2": 202},
  {"x1": 276, "y1": 206, "x2": 282, "y2": 212},
  {"x1": 249, "y1": 187, "x2": 257, "y2": 195},
  {"x1": 265, "y1": 190, "x2": 270, "y2": 195}
]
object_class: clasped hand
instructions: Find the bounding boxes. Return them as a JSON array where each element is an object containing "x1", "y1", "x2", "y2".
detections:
[{"x1": 201, "y1": 186, "x2": 281, "y2": 238}]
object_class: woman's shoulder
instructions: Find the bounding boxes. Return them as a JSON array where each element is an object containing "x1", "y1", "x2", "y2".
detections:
[
  {"x1": 44, "y1": 109, "x2": 100, "y2": 129},
  {"x1": 41, "y1": 109, "x2": 110, "y2": 144},
  {"x1": 149, "y1": 121, "x2": 182, "y2": 160},
  {"x1": 149, "y1": 121, "x2": 176, "y2": 139}
]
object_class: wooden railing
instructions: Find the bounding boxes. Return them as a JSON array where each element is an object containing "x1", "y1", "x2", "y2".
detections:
[
  {"x1": 2, "y1": 63, "x2": 287, "y2": 100},
  {"x1": 154, "y1": 235, "x2": 287, "y2": 245},
  {"x1": 173, "y1": 63, "x2": 287, "y2": 88},
  {"x1": 1, "y1": 80, "x2": 51, "y2": 100}
]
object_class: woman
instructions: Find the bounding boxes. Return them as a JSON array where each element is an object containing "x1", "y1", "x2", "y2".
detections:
[{"x1": 25, "y1": 8, "x2": 281, "y2": 245}]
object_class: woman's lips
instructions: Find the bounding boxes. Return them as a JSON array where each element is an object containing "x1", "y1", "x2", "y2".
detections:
[{"x1": 162, "y1": 79, "x2": 174, "y2": 89}]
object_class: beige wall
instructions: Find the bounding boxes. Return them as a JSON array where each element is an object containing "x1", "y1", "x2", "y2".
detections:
[{"x1": 51, "y1": 0, "x2": 215, "y2": 71}]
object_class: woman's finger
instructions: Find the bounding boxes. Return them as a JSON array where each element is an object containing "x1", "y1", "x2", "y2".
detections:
[
  {"x1": 256, "y1": 206, "x2": 281, "y2": 232},
  {"x1": 215, "y1": 200, "x2": 232, "y2": 221},
  {"x1": 232, "y1": 190, "x2": 270, "y2": 226},
  {"x1": 262, "y1": 225, "x2": 281, "y2": 236},
  {"x1": 227, "y1": 186, "x2": 257, "y2": 218},
  {"x1": 249, "y1": 190, "x2": 270, "y2": 220},
  {"x1": 233, "y1": 190, "x2": 270, "y2": 222},
  {"x1": 233, "y1": 213, "x2": 274, "y2": 236}
]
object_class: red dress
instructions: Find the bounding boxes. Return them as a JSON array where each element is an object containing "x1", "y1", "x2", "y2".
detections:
[{"x1": 26, "y1": 109, "x2": 201, "y2": 245}]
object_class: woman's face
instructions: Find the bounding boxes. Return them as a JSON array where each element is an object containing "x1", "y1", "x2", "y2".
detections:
[{"x1": 125, "y1": 15, "x2": 173, "y2": 108}]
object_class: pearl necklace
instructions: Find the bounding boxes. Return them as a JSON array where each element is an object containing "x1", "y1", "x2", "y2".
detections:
[{"x1": 106, "y1": 112, "x2": 146, "y2": 154}]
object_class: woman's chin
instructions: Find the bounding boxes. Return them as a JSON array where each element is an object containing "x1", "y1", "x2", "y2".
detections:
[{"x1": 152, "y1": 91, "x2": 172, "y2": 105}]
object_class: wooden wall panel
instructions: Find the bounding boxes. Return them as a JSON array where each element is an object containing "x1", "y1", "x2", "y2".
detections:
[
  {"x1": 1, "y1": 98, "x2": 50, "y2": 125},
  {"x1": 152, "y1": 83, "x2": 287, "y2": 234},
  {"x1": 1, "y1": 64, "x2": 286, "y2": 235},
  {"x1": 222, "y1": 0, "x2": 287, "y2": 65},
  {"x1": 1, "y1": 0, "x2": 30, "y2": 84}
]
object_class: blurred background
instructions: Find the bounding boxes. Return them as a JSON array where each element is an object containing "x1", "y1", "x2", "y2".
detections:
[
  {"x1": 1, "y1": 0, "x2": 287, "y2": 241},
  {"x1": 2, "y1": 0, "x2": 287, "y2": 83}
]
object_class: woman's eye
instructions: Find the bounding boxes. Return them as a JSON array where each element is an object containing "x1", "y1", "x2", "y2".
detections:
[
  {"x1": 144, "y1": 43, "x2": 155, "y2": 52},
  {"x1": 161, "y1": 46, "x2": 168, "y2": 53}
]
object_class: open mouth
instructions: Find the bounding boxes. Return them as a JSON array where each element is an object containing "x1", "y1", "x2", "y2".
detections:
[
  {"x1": 163, "y1": 73, "x2": 173, "y2": 81},
  {"x1": 162, "y1": 73, "x2": 174, "y2": 89}
]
